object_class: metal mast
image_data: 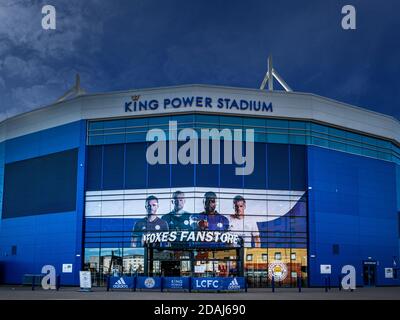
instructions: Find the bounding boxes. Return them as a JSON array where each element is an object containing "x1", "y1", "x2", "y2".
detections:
[
  {"x1": 260, "y1": 55, "x2": 292, "y2": 92},
  {"x1": 56, "y1": 73, "x2": 86, "y2": 102}
]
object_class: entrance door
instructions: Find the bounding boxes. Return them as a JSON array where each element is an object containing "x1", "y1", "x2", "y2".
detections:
[
  {"x1": 363, "y1": 263, "x2": 376, "y2": 286},
  {"x1": 161, "y1": 261, "x2": 181, "y2": 276}
]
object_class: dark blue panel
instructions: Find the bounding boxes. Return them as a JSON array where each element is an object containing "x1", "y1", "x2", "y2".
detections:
[
  {"x1": 244, "y1": 143, "x2": 266, "y2": 189},
  {"x1": 2, "y1": 149, "x2": 78, "y2": 218},
  {"x1": 86, "y1": 146, "x2": 103, "y2": 191},
  {"x1": 148, "y1": 164, "x2": 170, "y2": 188},
  {"x1": 125, "y1": 143, "x2": 147, "y2": 189},
  {"x1": 290, "y1": 144, "x2": 307, "y2": 191},
  {"x1": 219, "y1": 134, "x2": 243, "y2": 188},
  {"x1": 103, "y1": 144, "x2": 124, "y2": 190},
  {"x1": 171, "y1": 141, "x2": 194, "y2": 187},
  {"x1": 267, "y1": 144, "x2": 289, "y2": 190},
  {"x1": 196, "y1": 140, "x2": 219, "y2": 187}
]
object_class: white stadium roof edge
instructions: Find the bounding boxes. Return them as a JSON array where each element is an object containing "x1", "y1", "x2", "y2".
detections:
[{"x1": 0, "y1": 83, "x2": 399, "y2": 145}]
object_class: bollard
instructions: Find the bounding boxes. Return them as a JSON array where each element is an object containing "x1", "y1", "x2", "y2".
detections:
[
  {"x1": 328, "y1": 276, "x2": 331, "y2": 290},
  {"x1": 56, "y1": 275, "x2": 61, "y2": 291},
  {"x1": 324, "y1": 277, "x2": 328, "y2": 292},
  {"x1": 161, "y1": 277, "x2": 164, "y2": 292},
  {"x1": 106, "y1": 276, "x2": 110, "y2": 292},
  {"x1": 189, "y1": 277, "x2": 192, "y2": 293},
  {"x1": 271, "y1": 276, "x2": 275, "y2": 292},
  {"x1": 338, "y1": 275, "x2": 342, "y2": 291},
  {"x1": 31, "y1": 276, "x2": 35, "y2": 291},
  {"x1": 133, "y1": 276, "x2": 137, "y2": 292},
  {"x1": 245, "y1": 278, "x2": 248, "y2": 293},
  {"x1": 298, "y1": 276, "x2": 302, "y2": 293}
]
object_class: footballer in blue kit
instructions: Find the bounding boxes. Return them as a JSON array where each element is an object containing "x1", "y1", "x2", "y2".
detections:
[
  {"x1": 131, "y1": 195, "x2": 168, "y2": 247},
  {"x1": 161, "y1": 191, "x2": 193, "y2": 231},
  {"x1": 195, "y1": 191, "x2": 229, "y2": 231}
]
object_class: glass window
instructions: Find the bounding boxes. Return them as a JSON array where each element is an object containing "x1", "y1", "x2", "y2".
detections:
[
  {"x1": 267, "y1": 144, "x2": 289, "y2": 190},
  {"x1": 310, "y1": 123, "x2": 328, "y2": 147},
  {"x1": 291, "y1": 253, "x2": 296, "y2": 260},
  {"x1": 246, "y1": 254, "x2": 253, "y2": 261},
  {"x1": 243, "y1": 117, "x2": 266, "y2": 128},
  {"x1": 125, "y1": 143, "x2": 147, "y2": 189},
  {"x1": 244, "y1": 143, "x2": 266, "y2": 189},
  {"x1": 103, "y1": 119, "x2": 126, "y2": 129},
  {"x1": 171, "y1": 143, "x2": 195, "y2": 187},
  {"x1": 262, "y1": 254, "x2": 268, "y2": 261},
  {"x1": 148, "y1": 116, "x2": 170, "y2": 126},
  {"x1": 88, "y1": 135, "x2": 105, "y2": 145},
  {"x1": 87, "y1": 146, "x2": 103, "y2": 191},
  {"x1": 102, "y1": 144, "x2": 125, "y2": 190},
  {"x1": 274, "y1": 252, "x2": 281, "y2": 260},
  {"x1": 88, "y1": 121, "x2": 104, "y2": 130},
  {"x1": 267, "y1": 119, "x2": 289, "y2": 128},
  {"x1": 290, "y1": 145, "x2": 307, "y2": 191},
  {"x1": 195, "y1": 114, "x2": 219, "y2": 125},
  {"x1": 266, "y1": 119, "x2": 289, "y2": 143},
  {"x1": 125, "y1": 118, "x2": 148, "y2": 143}
]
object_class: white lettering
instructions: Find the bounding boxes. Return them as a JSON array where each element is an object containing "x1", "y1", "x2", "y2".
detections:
[
  {"x1": 341, "y1": 5, "x2": 356, "y2": 30},
  {"x1": 41, "y1": 5, "x2": 56, "y2": 30},
  {"x1": 341, "y1": 265, "x2": 356, "y2": 290},
  {"x1": 41, "y1": 265, "x2": 56, "y2": 290}
]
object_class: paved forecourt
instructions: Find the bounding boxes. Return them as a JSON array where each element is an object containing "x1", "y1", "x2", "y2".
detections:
[{"x1": 0, "y1": 286, "x2": 399, "y2": 300}]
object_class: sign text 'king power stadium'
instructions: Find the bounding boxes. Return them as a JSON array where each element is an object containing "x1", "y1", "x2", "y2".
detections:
[{"x1": 125, "y1": 95, "x2": 273, "y2": 113}]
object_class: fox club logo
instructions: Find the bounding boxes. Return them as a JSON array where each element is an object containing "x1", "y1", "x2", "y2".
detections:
[
  {"x1": 268, "y1": 261, "x2": 288, "y2": 281},
  {"x1": 144, "y1": 277, "x2": 156, "y2": 288},
  {"x1": 227, "y1": 277, "x2": 241, "y2": 290},
  {"x1": 113, "y1": 277, "x2": 128, "y2": 289}
]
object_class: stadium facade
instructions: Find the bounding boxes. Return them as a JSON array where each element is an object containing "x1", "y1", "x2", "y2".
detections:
[{"x1": 0, "y1": 84, "x2": 399, "y2": 288}]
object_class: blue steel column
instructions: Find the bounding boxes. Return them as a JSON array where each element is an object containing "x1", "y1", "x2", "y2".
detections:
[{"x1": 74, "y1": 120, "x2": 88, "y2": 285}]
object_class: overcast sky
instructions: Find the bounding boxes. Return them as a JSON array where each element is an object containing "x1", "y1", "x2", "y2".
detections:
[{"x1": 0, "y1": 0, "x2": 399, "y2": 121}]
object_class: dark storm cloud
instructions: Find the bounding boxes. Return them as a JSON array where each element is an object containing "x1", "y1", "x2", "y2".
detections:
[{"x1": 0, "y1": 0, "x2": 399, "y2": 121}]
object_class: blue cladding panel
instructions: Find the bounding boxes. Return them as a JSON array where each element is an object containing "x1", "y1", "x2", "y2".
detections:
[
  {"x1": 308, "y1": 146, "x2": 399, "y2": 287},
  {"x1": 0, "y1": 213, "x2": 77, "y2": 284},
  {"x1": 5, "y1": 121, "x2": 82, "y2": 163},
  {"x1": 0, "y1": 121, "x2": 85, "y2": 285}
]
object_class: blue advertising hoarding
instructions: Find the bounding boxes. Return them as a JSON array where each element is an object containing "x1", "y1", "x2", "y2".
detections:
[
  {"x1": 191, "y1": 277, "x2": 245, "y2": 291},
  {"x1": 162, "y1": 277, "x2": 190, "y2": 290},
  {"x1": 107, "y1": 276, "x2": 245, "y2": 291},
  {"x1": 110, "y1": 276, "x2": 134, "y2": 289},
  {"x1": 136, "y1": 276, "x2": 162, "y2": 290}
]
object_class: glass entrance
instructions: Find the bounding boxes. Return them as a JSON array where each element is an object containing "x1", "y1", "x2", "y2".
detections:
[
  {"x1": 363, "y1": 262, "x2": 377, "y2": 286},
  {"x1": 148, "y1": 248, "x2": 241, "y2": 277},
  {"x1": 192, "y1": 249, "x2": 240, "y2": 277}
]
